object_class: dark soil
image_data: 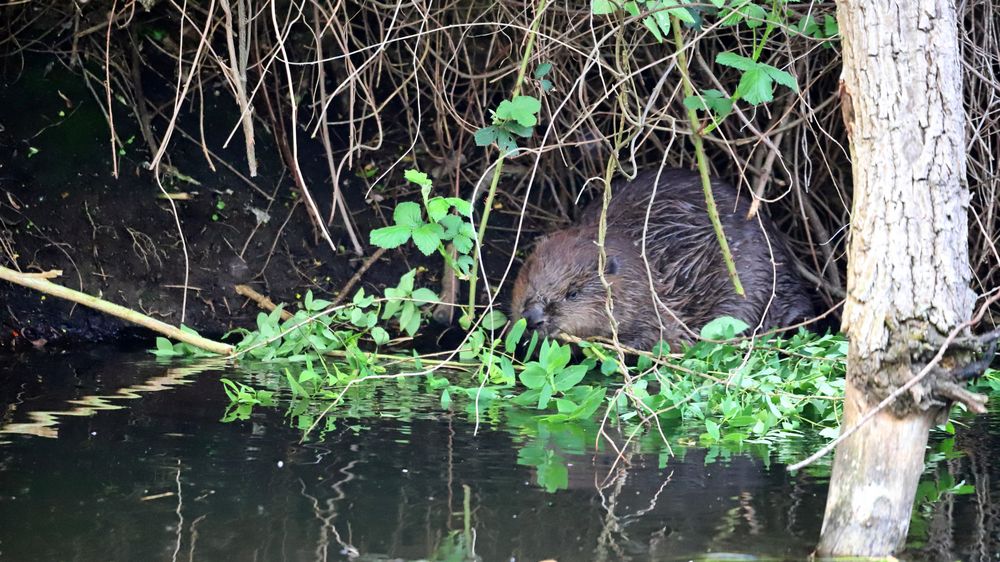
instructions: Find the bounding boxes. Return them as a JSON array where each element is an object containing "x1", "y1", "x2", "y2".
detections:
[{"x1": 0, "y1": 54, "x2": 532, "y2": 351}]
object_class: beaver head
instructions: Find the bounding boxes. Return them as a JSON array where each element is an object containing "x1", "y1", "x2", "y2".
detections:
[{"x1": 510, "y1": 228, "x2": 632, "y2": 342}]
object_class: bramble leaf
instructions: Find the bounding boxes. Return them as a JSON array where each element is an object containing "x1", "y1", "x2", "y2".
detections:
[
  {"x1": 411, "y1": 222, "x2": 444, "y2": 255},
  {"x1": 761, "y1": 64, "x2": 799, "y2": 91},
  {"x1": 404, "y1": 169, "x2": 432, "y2": 188},
  {"x1": 494, "y1": 95, "x2": 541, "y2": 127},
  {"x1": 735, "y1": 66, "x2": 774, "y2": 105},
  {"x1": 445, "y1": 198, "x2": 472, "y2": 217},
  {"x1": 474, "y1": 126, "x2": 499, "y2": 147},
  {"x1": 393, "y1": 201, "x2": 423, "y2": 228},
  {"x1": 715, "y1": 51, "x2": 756, "y2": 71},
  {"x1": 426, "y1": 197, "x2": 452, "y2": 222},
  {"x1": 683, "y1": 89, "x2": 733, "y2": 119},
  {"x1": 370, "y1": 225, "x2": 412, "y2": 249}
]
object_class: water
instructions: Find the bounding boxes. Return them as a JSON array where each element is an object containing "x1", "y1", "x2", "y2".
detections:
[{"x1": 0, "y1": 349, "x2": 996, "y2": 561}]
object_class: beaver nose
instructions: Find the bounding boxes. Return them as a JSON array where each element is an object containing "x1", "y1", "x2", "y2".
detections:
[{"x1": 522, "y1": 304, "x2": 546, "y2": 330}]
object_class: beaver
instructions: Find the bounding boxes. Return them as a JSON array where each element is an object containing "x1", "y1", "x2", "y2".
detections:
[{"x1": 510, "y1": 168, "x2": 816, "y2": 350}]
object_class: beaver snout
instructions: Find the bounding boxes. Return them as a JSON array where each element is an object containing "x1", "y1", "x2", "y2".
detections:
[{"x1": 521, "y1": 303, "x2": 546, "y2": 330}]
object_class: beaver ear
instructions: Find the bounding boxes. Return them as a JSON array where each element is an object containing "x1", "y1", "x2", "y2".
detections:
[{"x1": 605, "y1": 255, "x2": 621, "y2": 276}]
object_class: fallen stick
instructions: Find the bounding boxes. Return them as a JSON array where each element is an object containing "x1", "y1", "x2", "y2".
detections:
[
  {"x1": 0, "y1": 265, "x2": 232, "y2": 355},
  {"x1": 234, "y1": 284, "x2": 293, "y2": 320}
]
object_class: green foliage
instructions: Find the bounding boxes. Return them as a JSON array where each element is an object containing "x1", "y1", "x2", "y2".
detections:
[
  {"x1": 534, "y1": 62, "x2": 554, "y2": 92},
  {"x1": 682, "y1": 89, "x2": 733, "y2": 120},
  {"x1": 369, "y1": 169, "x2": 475, "y2": 276},
  {"x1": 383, "y1": 270, "x2": 439, "y2": 336},
  {"x1": 220, "y1": 378, "x2": 274, "y2": 421},
  {"x1": 715, "y1": 52, "x2": 798, "y2": 105},
  {"x1": 591, "y1": 0, "x2": 806, "y2": 127},
  {"x1": 591, "y1": 0, "x2": 696, "y2": 41},
  {"x1": 151, "y1": 326, "x2": 218, "y2": 358},
  {"x1": 474, "y1": 95, "x2": 542, "y2": 154},
  {"x1": 792, "y1": 13, "x2": 839, "y2": 47}
]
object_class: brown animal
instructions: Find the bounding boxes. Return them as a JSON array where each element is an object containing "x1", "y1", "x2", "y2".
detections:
[{"x1": 510, "y1": 168, "x2": 816, "y2": 350}]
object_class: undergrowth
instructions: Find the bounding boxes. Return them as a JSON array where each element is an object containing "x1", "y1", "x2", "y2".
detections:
[{"x1": 155, "y1": 283, "x2": 849, "y2": 449}]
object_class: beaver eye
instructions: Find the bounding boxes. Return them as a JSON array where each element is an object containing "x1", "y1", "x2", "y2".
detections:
[{"x1": 566, "y1": 289, "x2": 579, "y2": 301}]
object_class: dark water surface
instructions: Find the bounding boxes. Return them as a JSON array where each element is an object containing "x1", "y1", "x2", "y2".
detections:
[{"x1": 1, "y1": 349, "x2": 997, "y2": 561}]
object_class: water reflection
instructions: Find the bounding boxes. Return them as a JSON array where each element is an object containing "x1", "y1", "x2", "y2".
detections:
[{"x1": 0, "y1": 350, "x2": 996, "y2": 560}]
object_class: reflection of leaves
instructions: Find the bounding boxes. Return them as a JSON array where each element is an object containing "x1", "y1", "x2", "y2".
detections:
[{"x1": 516, "y1": 442, "x2": 569, "y2": 493}]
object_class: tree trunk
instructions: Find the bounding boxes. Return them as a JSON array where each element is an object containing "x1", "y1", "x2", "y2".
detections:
[{"x1": 817, "y1": 0, "x2": 975, "y2": 556}]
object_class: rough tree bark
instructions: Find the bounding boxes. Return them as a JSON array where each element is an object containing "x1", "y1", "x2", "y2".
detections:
[{"x1": 818, "y1": 0, "x2": 978, "y2": 556}]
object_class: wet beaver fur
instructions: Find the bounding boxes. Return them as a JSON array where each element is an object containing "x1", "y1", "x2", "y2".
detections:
[{"x1": 510, "y1": 168, "x2": 816, "y2": 350}]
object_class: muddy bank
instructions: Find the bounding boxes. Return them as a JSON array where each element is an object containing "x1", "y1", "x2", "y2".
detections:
[{"x1": 0, "y1": 56, "x2": 528, "y2": 350}]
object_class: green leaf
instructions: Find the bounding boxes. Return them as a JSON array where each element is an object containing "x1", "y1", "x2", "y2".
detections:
[
  {"x1": 700, "y1": 316, "x2": 751, "y2": 340},
  {"x1": 534, "y1": 62, "x2": 553, "y2": 78},
  {"x1": 600, "y1": 358, "x2": 619, "y2": 375},
  {"x1": 591, "y1": 0, "x2": 618, "y2": 15},
  {"x1": 715, "y1": 51, "x2": 757, "y2": 71},
  {"x1": 537, "y1": 382, "x2": 553, "y2": 409},
  {"x1": 735, "y1": 66, "x2": 774, "y2": 105},
  {"x1": 505, "y1": 318, "x2": 527, "y2": 353},
  {"x1": 440, "y1": 388, "x2": 452, "y2": 409},
  {"x1": 286, "y1": 369, "x2": 309, "y2": 398},
  {"x1": 474, "y1": 126, "x2": 499, "y2": 147},
  {"x1": 553, "y1": 364, "x2": 588, "y2": 392},
  {"x1": 797, "y1": 14, "x2": 819, "y2": 35},
  {"x1": 445, "y1": 198, "x2": 472, "y2": 217},
  {"x1": 761, "y1": 64, "x2": 799, "y2": 92},
  {"x1": 393, "y1": 201, "x2": 424, "y2": 228},
  {"x1": 371, "y1": 326, "x2": 389, "y2": 345},
  {"x1": 720, "y1": 1, "x2": 766, "y2": 28},
  {"x1": 494, "y1": 96, "x2": 542, "y2": 127},
  {"x1": 411, "y1": 223, "x2": 444, "y2": 255},
  {"x1": 660, "y1": 0, "x2": 695, "y2": 25},
  {"x1": 520, "y1": 364, "x2": 548, "y2": 389},
  {"x1": 411, "y1": 287, "x2": 440, "y2": 304},
  {"x1": 396, "y1": 269, "x2": 416, "y2": 293},
  {"x1": 369, "y1": 225, "x2": 412, "y2": 249},
  {"x1": 495, "y1": 130, "x2": 519, "y2": 154},
  {"x1": 640, "y1": 15, "x2": 664, "y2": 42},
  {"x1": 352, "y1": 288, "x2": 374, "y2": 308},
  {"x1": 481, "y1": 310, "x2": 508, "y2": 330},
  {"x1": 684, "y1": 89, "x2": 733, "y2": 119},
  {"x1": 539, "y1": 79, "x2": 554, "y2": 92},
  {"x1": 542, "y1": 341, "x2": 572, "y2": 373},
  {"x1": 404, "y1": 169, "x2": 433, "y2": 188},
  {"x1": 824, "y1": 14, "x2": 839, "y2": 37},
  {"x1": 505, "y1": 122, "x2": 535, "y2": 139},
  {"x1": 704, "y1": 418, "x2": 721, "y2": 441},
  {"x1": 405, "y1": 310, "x2": 422, "y2": 336},
  {"x1": 426, "y1": 197, "x2": 452, "y2": 223}
]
